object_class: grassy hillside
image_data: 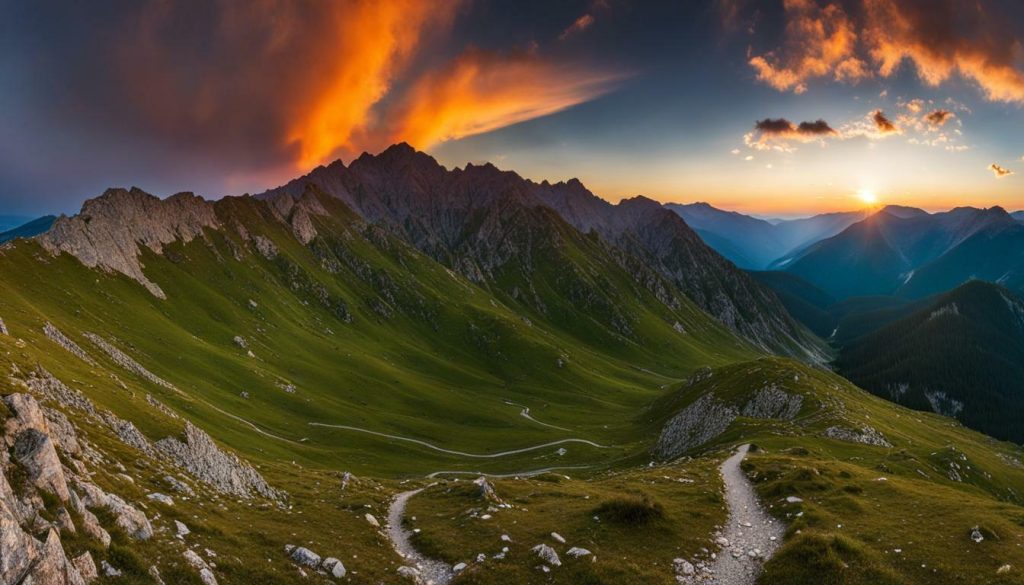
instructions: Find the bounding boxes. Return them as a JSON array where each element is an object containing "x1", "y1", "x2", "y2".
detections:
[
  {"x1": 385, "y1": 357, "x2": 1024, "y2": 584},
  {"x1": 0, "y1": 190, "x2": 753, "y2": 478}
]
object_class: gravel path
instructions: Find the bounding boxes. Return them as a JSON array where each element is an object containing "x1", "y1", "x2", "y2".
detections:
[
  {"x1": 387, "y1": 488, "x2": 454, "y2": 585},
  {"x1": 308, "y1": 422, "x2": 610, "y2": 458},
  {"x1": 696, "y1": 444, "x2": 784, "y2": 584}
]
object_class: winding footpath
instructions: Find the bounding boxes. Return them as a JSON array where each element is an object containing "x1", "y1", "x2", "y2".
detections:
[
  {"x1": 387, "y1": 488, "x2": 454, "y2": 585},
  {"x1": 502, "y1": 400, "x2": 573, "y2": 432},
  {"x1": 308, "y1": 422, "x2": 610, "y2": 458},
  {"x1": 701, "y1": 444, "x2": 784, "y2": 585}
]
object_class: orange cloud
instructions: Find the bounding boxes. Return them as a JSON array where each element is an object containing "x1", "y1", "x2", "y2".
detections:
[
  {"x1": 990, "y1": 163, "x2": 1014, "y2": 178},
  {"x1": 385, "y1": 49, "x2": 626, "y2": 150},
  {"x1": 864, "y1": 0, "x2": 1024, "y2": 103},
  {"x1": 286, "y1": 1, "x2": 461, "y2": 169},
  {"x1": 747, "y1": 0, "x2": 867, "y2": 93},
  {"x1": 746, "y1": 0, "x2": 1024, "y2": 104}
]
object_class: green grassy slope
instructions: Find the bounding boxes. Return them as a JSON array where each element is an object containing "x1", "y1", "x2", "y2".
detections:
[
  {"x1": 0, "y1": 190, "x2": 753, "y2": 479},
  {"x1": 407, "y1": 357, "x2": 1024, "y2": 584}
]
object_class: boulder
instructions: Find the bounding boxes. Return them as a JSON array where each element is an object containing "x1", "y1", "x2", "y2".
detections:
[
  {"x1": 75, "y1": 481, "x2": 152, "y2": 540},
  {"x1": 288, "y1": 546, "x2": 321, "y2": 568},
  {"x1": 532, "y1": 544, "x2": 561, "y2": 567},
  {"x1": 566, "y1": 547, "x2": 592, "y2": 558},
  {"x1": 0, "y1": 499, "x2": 38, "y2": 584},
  {"x1": 13, "y1": 428, "x2": 71, "y2": 501},
  {"x1": 163, "y1": 475, "x2": 195, "y2": 496},
  {"x1": 71, "y1": 552, "x2": 98, "y2": 583},
  {"x1": 146, "y1": 492, "x2": 174, "y2": 506},
  {"x1": 183, "y1": 549, "x2": 217, "y2": 585},
  {"x1": 101, "y1": 561, "x2": 122, "y2": 577},
  {"x1": 175, "y1": 520, "x2": 191, "y2": 537},
  {"x1": 23, "y1": 529, "x2": 85, "y2": 585},
  {"x1": 321, "y1": 557, "x2": 346, "y2": 578},
  {"x1": 364, "y1": 513, "x2": 380, "y2": 527}
]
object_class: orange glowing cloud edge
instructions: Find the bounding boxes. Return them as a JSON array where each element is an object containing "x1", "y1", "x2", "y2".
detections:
[
  {"x1": 747, "y1": 0, "x2": 1024, "y2": 104},
  {"x1": 282, "y1": 1, "x2": 629, "y2": 171}
]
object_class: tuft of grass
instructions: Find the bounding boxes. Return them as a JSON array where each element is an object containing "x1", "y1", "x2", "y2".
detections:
[{"x1": 592, "y1": 494, "x2": 665, "y2": 526}]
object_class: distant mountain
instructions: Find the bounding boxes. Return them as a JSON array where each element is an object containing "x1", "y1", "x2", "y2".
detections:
[
  {"x1": 664, "y1": 202, "x2": 782, "y2": 268},
  {"x1": 781, "y1": 206, "x2": 1023, "y2": 299},
  {"x1": 0, "y1": 215, "x2": 57, "y2": 244},
  {"x1": 835, "y1": 281, "x2": 1024, "y2": 443},
  {"x1": 667, "y1": 202, "x2": 867, "y2": 270},
  {"x1": 0, "y1": 214, "x2": 32, "y2": 232},
  {"x1": 1012, "y1": 210, "x2": 1024, "y2": 222},
  {"x1": 262, "y1": 144, "x2": 826, "y2": 359}
]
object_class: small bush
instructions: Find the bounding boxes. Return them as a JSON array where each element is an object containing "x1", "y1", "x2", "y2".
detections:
[{"x1": 593, "y1": 494, "x2": 665, "y2": 526}]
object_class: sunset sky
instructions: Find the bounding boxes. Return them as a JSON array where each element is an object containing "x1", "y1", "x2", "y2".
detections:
[{"x1": 3, "y1": 0, "x2": 1024, "y2": 216}]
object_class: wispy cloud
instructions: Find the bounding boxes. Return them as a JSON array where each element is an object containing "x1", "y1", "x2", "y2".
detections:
[{"x1": 384, "y1": 49, "x2": 627, "y2": 150}]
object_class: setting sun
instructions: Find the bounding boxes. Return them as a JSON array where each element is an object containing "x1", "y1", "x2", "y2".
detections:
[{"x1": 857, "y1": 189, "x2": 879, "y2": 205}]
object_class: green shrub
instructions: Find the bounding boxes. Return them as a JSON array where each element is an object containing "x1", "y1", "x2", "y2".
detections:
[{"x1": 592, "y1": 494, "x2": 665, "y2": 526}]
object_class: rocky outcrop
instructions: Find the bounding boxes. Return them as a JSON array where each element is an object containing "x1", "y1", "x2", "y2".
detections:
[
  {"x1": 22, "y1": 529, "x2": 87, "y2": 585},
  {"x1": 24, "y1": 368, "x2": 281, "y2": 501},
  {"x1": 38, "y1": 188, "x2": 220, "y2": 298},
  {"x1": 251, "y1": 234, "x2": 277, "y2": 260},
  {"x1": 823, "y1": 426, "x2": 892, "y2": 448},
  {"x1": 655, "y1": 384, "x2": 806, "y2": 459},
  {"x1": 4, "y1": 394, "x2": 71, "y2": 501},
  {"x1": 155, "y1": 422, "x2": 283, "y2": 501},
  {"x1": 0, "y1": 392, "x2": 144, "y2": 585},
  {"x1": 655, "y1": 395, "x2": 738, "y2": 460},
  {"x1": 740, "y1": 386, "x2": 804, "y2": 420},
  {"x1": 84, "y1": 333, "x2": 177, "y2": 390},
  {"x1": 43, "y1": 323, "x2": 95, "y2": 366},
  {"x1": 0, "y1": 317, "x2": 7, "y2": 335}
]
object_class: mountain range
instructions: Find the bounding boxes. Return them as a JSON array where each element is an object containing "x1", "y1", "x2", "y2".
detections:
[
  {"x1": 779, "y1": 205, "x2": 1024, "y2": 300},
  {"x1": 665, "y1": 202, "x2": 868, "y2": 269},
  {"x1": 1, "y1": 144, "x2": 1023, "y2": 584},
  {"x1": 260, "y1": 144, "x2": 825, "y2": 359}
]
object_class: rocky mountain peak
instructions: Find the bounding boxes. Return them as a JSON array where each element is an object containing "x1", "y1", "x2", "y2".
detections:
[{"x1": 38, "y1": 187, "x2": 219, "y2": 298}]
